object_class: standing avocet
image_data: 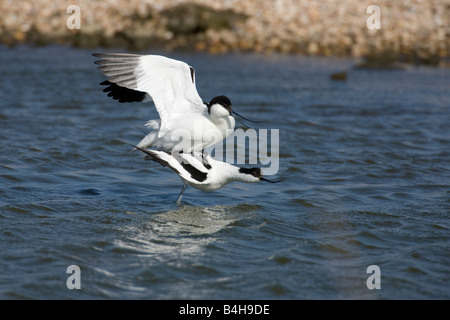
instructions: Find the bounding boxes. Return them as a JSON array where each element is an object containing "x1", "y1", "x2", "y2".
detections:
[{"x1": 133, "y1": 146, "x2": 280, "y2": 204}]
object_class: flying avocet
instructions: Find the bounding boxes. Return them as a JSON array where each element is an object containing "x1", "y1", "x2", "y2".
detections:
[{"x1": 93, "y1": 53, "x2": 253, "y2": 153}]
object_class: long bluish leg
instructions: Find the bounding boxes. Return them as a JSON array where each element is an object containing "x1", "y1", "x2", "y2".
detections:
[{"x1": 176, "y1": 182, "x2": 188, "y2": 204}]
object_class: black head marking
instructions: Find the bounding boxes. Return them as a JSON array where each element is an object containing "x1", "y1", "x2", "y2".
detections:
[
  {"x1": 207, "y1": 95, "x2": 232, "y2": 114},
  {"x1": 239, "y1": 167, "x2": 262, "y2": 179}
]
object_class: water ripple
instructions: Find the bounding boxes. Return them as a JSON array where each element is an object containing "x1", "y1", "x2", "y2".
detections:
[{"x1": 0, "y1": 46, "x2": 448, "y2": 299}]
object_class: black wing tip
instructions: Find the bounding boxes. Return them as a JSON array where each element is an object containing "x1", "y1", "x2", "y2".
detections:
[
  {"x1": 97, "y1": 81, "x2": 146, "y2": 103},
  {"x1": 93, "y1": 53, "x2": 146, "y2": 103},
  {"x1": 132, "y1": 146, "x2": 182, "y2": 175},
  {"x1": 92, "y1": 52, "x2": 141, "y2": 58},
  {"x1": 132, "y1": 145, "x2": 156, "y2": 160},
  {"x1": 131, "y1": 145, "x2": 146, "y2": 153}
]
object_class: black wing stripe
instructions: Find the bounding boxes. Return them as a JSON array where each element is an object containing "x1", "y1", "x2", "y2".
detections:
[{"x1": 180, "y1": 162, "x2": 208, "y2": 182}]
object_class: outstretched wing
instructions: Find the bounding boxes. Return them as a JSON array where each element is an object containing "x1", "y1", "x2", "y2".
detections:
[{"x1": 93, "y1": 53, "x2": 206, "y2": 133}]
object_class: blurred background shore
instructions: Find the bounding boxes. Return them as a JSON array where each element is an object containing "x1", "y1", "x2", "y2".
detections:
[{"x1": 1, "y1": 0, "x2": 449, "y2": 66}]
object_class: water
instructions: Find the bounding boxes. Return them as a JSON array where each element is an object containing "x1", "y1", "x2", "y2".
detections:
[{"x1": 0, "y1": 45, "x2": 448, "y2": 299}]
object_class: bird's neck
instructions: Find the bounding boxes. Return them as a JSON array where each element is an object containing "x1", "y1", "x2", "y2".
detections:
[
  {"x1": 214, "y1": 162, "x2": 244, "y2": 183},
  {"x1": 210, "y1": 114, "x2": 235, "y2": 131},
  {"x1": 210, "y1": 114, "x2": 229, "y2": 124},
  {"x1": 208, "y1": 105, "x2": 234, "y2": 127}
]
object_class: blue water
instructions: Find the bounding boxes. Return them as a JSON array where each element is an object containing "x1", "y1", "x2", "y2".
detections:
[{"x1": 0, "y1": 45, "x2": 449, "y2": 299}]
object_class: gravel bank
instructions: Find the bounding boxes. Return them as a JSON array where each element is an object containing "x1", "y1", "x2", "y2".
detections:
[{"x1": 1, "y1": 0, "x2": 449, "y2": 64}]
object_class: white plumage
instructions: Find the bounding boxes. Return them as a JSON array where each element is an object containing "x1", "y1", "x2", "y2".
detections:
[
  {"x1": 133, "y1": 146, "x2": 279, "y2": 203},
  {"x1": 93, "y1": 53, "x2": 235, "y2": 153}
]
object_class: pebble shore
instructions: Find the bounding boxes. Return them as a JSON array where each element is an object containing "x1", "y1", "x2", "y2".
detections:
[{"x1": 1, "y1": 0, "x2": 449, "y2": 64}]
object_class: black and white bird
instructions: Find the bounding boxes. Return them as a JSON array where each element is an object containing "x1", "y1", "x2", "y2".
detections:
[
  {"x1": 133, "y1": 146, "x2": 280, "y2": 204},
  {"x1": 93, "y1": 53, "x2": 253, "y2": 153}
]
